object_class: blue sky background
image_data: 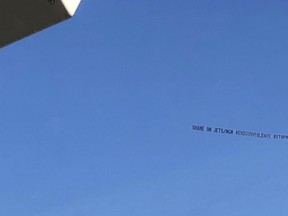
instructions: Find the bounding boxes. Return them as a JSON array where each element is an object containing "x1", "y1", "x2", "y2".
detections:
[{"x1": 1, "y1": 0, "x2": 288, "y2": 215}]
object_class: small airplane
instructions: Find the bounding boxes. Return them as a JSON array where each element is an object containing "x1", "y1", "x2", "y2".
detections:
[{"x1": 0, "y1": 0, "x2": 82, "y2": 48}]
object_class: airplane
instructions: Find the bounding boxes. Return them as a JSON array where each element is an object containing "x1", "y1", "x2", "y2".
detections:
[{"x1": 0, "y1": 0, "x2": 82, "y2": 49}]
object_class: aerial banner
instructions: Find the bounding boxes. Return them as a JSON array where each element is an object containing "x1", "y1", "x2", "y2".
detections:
[
  {"x1": 192, "y1": 124, "x2": 288, "y2": 140},
  {"x1": 0, "y1": 0, "x2": 81, "y2": 48}
]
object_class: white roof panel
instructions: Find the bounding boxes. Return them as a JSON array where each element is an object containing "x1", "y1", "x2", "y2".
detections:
[{"x1": 0, "y1": 0, "x2": 81, "y2": 48}]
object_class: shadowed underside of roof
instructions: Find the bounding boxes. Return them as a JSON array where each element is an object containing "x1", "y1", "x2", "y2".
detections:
[{"x1": 0, "y1": 0, "x2": 81, "y2": 48}]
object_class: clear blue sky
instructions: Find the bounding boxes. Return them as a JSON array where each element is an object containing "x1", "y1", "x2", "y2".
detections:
[{"x1": 1, "y1": 0, "x2": 288, "y2": 215}]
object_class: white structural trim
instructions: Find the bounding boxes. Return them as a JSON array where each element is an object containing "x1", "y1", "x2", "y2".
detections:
[{"x1": 61, "y1": 0, "x2": 82, "y2": 16}]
